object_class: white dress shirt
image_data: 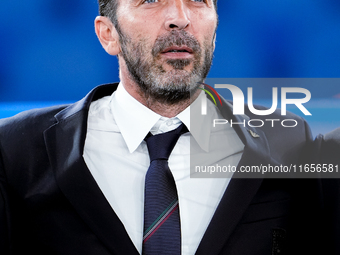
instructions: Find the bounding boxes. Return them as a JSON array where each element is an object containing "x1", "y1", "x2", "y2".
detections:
[{"x1": 83, "y1": 83, "x2": 244, "y2": 254}]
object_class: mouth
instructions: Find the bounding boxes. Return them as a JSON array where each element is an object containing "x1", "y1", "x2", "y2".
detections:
[{"x1": 161, "y1": 46, "x2": 194, "y2": 59}]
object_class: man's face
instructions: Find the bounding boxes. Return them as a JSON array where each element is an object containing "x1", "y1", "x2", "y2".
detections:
[{"x1": 116, "y1": 0, "x2": 217, "y2": 104}]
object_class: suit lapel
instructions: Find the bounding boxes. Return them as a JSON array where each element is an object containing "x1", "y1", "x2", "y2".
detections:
[
  {"x1": 44, "y1": 84, "x2": 139, "y2": 255},
  {"x1": 196, "y1": 96, "x2": 273, "y2": 254}
]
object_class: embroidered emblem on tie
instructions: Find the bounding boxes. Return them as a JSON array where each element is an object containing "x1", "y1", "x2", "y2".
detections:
[{"x1": 248, "y1": 129, "x2": 260, "y2": 138}]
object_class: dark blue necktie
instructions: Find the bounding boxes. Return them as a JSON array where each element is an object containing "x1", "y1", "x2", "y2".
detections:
[{"x1": 142, "y1": 123, "x2": 188, "y2": 255}]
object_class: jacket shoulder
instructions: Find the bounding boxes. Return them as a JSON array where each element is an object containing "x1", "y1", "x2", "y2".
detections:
[
  {"x1": 313, "y1": 127, "x2": 340, "y2": 164},
  {"x1": 0, "y1": 83, "x2": 119, "y2": 138},
  {"x1": 0, "y1": 105, "x2": 68, "y2": 138}
]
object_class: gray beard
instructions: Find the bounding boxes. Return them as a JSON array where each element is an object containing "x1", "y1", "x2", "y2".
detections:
[{"x1": 117, "y1": 27, "x2": 214, "y2": 105}]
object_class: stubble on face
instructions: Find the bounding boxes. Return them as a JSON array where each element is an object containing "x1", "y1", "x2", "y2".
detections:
[{"x1": 116, "y1": 24, "x2": 214, "y2": 105}]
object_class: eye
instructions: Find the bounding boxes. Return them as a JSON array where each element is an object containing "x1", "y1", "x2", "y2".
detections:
[
  {"x1": 190, "y1": 0, "x2": 208, "y2": 4},
  {"x1": 143, "y1": 0, "x2": 159, "y2": 3}
]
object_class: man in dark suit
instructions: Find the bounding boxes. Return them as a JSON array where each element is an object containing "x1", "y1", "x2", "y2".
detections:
[{"x1": 0, "y1": 0, "x2": 327, "y2": 254}]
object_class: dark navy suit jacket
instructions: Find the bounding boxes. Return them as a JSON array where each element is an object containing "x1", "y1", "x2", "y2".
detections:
[
  {"x1": 312, "y1": 129, "x2": 340, "y2": 255},
  {"x1": 0, "y1": 83, "x2": 326, "y2": 254}
]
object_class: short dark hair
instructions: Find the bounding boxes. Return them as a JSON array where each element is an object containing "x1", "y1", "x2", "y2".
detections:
[
  {"x1": 98, "y1": 0, "x2": 119, "y2": 25},
  {"x1": 98, "y1": 0, "x2": 217, "y2": 26}
]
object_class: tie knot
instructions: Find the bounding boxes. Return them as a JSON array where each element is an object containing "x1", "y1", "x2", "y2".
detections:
[{"x1": 145, "y1": 123, "x2": 188, "y2": 162}]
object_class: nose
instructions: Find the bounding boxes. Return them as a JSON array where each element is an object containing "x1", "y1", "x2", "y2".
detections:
[{"x1": 164, "y1": 0, "x2": 190, "y2": 31}]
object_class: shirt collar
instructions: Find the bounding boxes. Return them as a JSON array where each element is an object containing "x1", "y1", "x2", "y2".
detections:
[
  {"x1": 110, "y1": 83, "x2": 213, "y2": 153},
  {"x1": 184, "y1": 91, "x2": 213, "y2": 152},
  {"x1": 110, "y1": 84, "x2": 161, "y2": 153}
]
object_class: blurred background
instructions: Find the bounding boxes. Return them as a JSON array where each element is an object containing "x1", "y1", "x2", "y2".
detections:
[{"x1": 0, "y1": 0, "x2": 339, "y2": 135}]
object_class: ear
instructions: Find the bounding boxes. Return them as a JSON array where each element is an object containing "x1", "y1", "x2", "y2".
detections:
[{"x1": 95, "y1": 16, "x2": 120, "y2": 56}]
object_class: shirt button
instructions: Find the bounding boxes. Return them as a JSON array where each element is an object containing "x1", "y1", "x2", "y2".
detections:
[{"x1": 166, "y1": 120, "x2": 173, "y2": 126}]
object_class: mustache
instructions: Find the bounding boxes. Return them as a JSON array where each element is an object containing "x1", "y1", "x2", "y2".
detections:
[{"x1": 151, "y1": 30, "x2": 201, "y2": 57}]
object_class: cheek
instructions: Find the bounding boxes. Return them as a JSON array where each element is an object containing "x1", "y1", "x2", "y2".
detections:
[
  {"x1": 191, "y1": 14, "x2": 217, "y2": 42},
  {"x1": 122, "y1": 26, "x2": 157, "y2": 51},
  {"x1": 119, "y1": 11, "x2": 162, "y2": 42}
]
